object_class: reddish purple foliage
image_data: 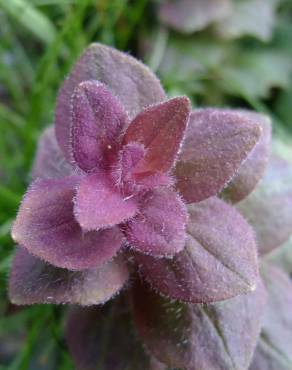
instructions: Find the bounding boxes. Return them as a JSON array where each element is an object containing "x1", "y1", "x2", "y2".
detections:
[
  {"x1": 174, "y1": 108, "x2": 262, "y2": 203},
  {"x1": 71, "y1": 81, "x2": 128, "y2": 172},
  {"x1": 13, "y1": 78, "x2": 190, "y2": 262},
  {"x1": 134, "y1": 197, "x2": 259, "y2": 303},
  {"x1": 8, "y1": 43, "x2": 292, "y2": 370},
  {"x1": 132, "y1": 278, "x2": 266, "y2": 370}
]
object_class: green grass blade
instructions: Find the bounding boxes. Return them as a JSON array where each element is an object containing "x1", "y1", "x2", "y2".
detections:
[{"x1": 0, "y1": 0, "x2": 57, "y2": 44}]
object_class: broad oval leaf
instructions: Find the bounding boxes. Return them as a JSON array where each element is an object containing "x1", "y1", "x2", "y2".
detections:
[
  {"x1": 135, "y1": 197, "x2": 259, "y2": 303},
  {"x1": 132, "y1": 278, "x2": 266, "y2": 370},
  {"x1": 175, "y1": 109, "x2": 261, "y2": 203},
  {"x1": 56, "y1": 43, "x2": 166, "y2": 160},
  {"x1": 31, "y1": 126, "x2": 74, "y2": 180},
  {"x1": 221, "y1": 111, "x2": 271, "y2": 203},
  {"x1": 9, "y1": 247, "x2": 129, "y2": 306},
  {"x1": 249, "y1": 264, "x2": 292, "y2": 370},
  {"x1": 125, "y1": 188, "x2": 188, "y2": 257},
  {"x1": 158, "y1": 0, "x2": 232, "y2": 33},
  {"x1": 12, "y1": 177, "x2": 124, "y2": 270},
  {"x1": 71, "y1": 81, "x2": 128, "y2": 172},
  {"x1": 65, "y1": 297, "x2": 160, "y2": 370},
  {"x1": 74, "y1": 173, "x2": 138, "y2": 231},
  {"x1": 237, "y1": 156, "x2": 292, "y2": 255},
  {"x1": 123, "y1": 97, "x2": 190, "y2": 174}
]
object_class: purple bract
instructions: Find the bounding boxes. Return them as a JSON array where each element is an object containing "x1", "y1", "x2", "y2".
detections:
[{"x1": 7, "y1": 43, "x2": 292, "y2": 370}]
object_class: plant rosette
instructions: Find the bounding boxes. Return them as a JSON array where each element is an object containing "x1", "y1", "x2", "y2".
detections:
[{"x1": 8, "y1": 44, "x2": 292, "y2": 370}]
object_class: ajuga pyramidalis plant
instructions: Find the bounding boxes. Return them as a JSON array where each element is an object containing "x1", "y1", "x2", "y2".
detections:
[{"x1": 7, "y1": 44, "x2": 292, "y2": 370}]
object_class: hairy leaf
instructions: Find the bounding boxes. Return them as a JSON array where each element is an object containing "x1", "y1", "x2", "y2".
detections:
[
  {"x1": 132, "y1": 279, "x2": 266, "y2": 370},
  {"x1": 74, "y1": 173, "x2": 138, "y2": 231},
  {"x1": 9, "y1": 247, "x2": 129, "y2": 306},
  {"x1": 12, "y1": 177, "x2": 124, "y2": 270},
  {"x1": 221, "y1": 111, "x2": 271, "y2": 203},
  {"x1": 113, "y1": 142, "x2": 173, "y2": 195},
  {"x1": 123, "y1": 97, "x2": 190, "y2": 174},
  {"x1": 125, "y1": 188, "x2": 187, "y2": 257},
  {"x1": 71, "y1": 81, "x2": 127, "y2": 172},
  {"x1": 56, "y1": 43, "x2": 166, "y2": 160},
  {"x1": 135, "y1": 197, "x2": 259, "y2": 303},
  {"x1": 175, "y1": 109, "x2": 261, "y2": 203}
]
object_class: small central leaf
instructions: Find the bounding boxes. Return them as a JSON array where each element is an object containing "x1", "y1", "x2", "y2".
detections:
[{"x1": 123, "y1": 97, "x2": 190, "y2": 174}]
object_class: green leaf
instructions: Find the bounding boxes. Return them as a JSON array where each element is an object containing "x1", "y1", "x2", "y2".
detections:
[{"x1": 221, "y1": 50, "x2": 292, "y2": 100}]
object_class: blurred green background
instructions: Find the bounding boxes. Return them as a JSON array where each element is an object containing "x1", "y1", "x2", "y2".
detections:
[{"x1": 0, "y1": 0, "x2": 291, "y2": 369}]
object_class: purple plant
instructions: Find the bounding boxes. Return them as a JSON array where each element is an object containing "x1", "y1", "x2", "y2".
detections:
[{"x1": 8, "y1": 44, "x2": 292, "y2": 370}]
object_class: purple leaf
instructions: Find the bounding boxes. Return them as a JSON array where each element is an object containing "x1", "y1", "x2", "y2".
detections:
[
  {"x1": 71, "y1": 81, "x2": 128, "y2": 172},
  {"x1": 56, "y1": 43, "x2": 166, "y2": 161},
  {"x1": 237, "y1": 156, "x2": 292, "y2": 255},
  {"x1": 221, "y1": 111, "x2": 271, "y2": 203},
  {"x1": 159, "y1": 0, "x2": 232, "y2": 33},
  {"x1": 174, "y1": 108, "x2": 262, "y2": 203},
  {"x1": 123, "y1": 97, "x2": 190, "y2": 174},
  {"x1": 31, "y1": 126, "x2": 75, "y2": 180},
  {"x1": 9, "y1": 247, "x2": 129, "y2": 306},
  {"x1": 135, "y1": 197, "x2": 259, "y2": 303},
  {"x1": 12, "y1": 177, "x2": 124, "y2": 270},
  {"x1": 74, "y1": 173, "x2": 138, "y2": 231},
  {"x1": 125, "y1": 188, "x2": 187, "y2": 257},
  {"x1": 132, "y1": 278, "x2": 266, "y2": 370},
  {"x1": 114, "y1": 142, "x2": 146, "y2": 189},
  {"x1": 113, "y1": 142, "x2": 173, "y2": 194},
  {"x1": 65, "y1": 297, "x2": 157, "y2": 370},
  {"x1": 250, "y1": 264, "x2": 292, "y2": 370}
]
